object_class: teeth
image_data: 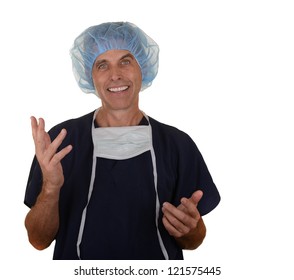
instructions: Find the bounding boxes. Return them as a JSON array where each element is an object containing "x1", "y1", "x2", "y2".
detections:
[{"x1": 108, "y1": 86, "x2": 129, "y2": 92}]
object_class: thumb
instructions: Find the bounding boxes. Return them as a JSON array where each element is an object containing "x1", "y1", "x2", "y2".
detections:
[{"x1": 190, "y1": 190, "x2": 203, "y2": 206}]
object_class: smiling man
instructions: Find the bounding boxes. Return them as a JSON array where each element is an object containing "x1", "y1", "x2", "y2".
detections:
[{"x1": 24, "y1": 22, "x2": 220, "y2": 260}]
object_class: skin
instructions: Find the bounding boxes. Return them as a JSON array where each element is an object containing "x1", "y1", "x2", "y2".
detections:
[
  {"x1": 25, "y1": 117, "x2": 72, "y2": 250},
  {"x1": 162, "y1": 191, "x2": 206, "y2": 250},
  {"x1": 92, "y1": 50, "x2": 144, "y2": 127},
  {"x1": 25, "y1": 49, "x2": 206, "y2": 252}
]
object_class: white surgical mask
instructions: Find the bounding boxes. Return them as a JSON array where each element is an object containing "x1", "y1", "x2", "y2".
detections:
[
  {"x1": 76, "y1": 109, "x2": 168, "y2": 260},
  {"x1": 93, "y1": 125, "x2": 152, "y2": 160}
]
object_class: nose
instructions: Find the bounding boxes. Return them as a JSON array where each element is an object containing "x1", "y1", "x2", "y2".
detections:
[{"x1": 110, "y1": 66, "x2": 122, "y2": 81}]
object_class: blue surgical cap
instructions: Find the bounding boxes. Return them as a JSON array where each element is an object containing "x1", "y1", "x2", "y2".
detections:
[{"x1": 70, "y1": 22, "x2": 159, "y2": 93}]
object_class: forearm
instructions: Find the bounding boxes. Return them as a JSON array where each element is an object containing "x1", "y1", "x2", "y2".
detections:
[
  {"x1": 25, "y1": 183, "x2": 60, "y2": 250},
  {"x1": 175, "y1": 217, "x2": 206, "y2": 250}
]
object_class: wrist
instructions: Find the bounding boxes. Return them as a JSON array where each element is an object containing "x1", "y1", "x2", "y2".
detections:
[
  {"x1": 175, "y1": 218, "x2": 206, "y2": 250},
  {"x1": 39, "y1": 181, "x2": 61, "y2": 203}
]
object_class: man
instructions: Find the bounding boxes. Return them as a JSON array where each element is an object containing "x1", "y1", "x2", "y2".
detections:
[{"x1": 24, "y1": 22, "x2": 220, "y2": 260}]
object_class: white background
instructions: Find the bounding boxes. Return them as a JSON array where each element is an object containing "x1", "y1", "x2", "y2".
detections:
[{"x1": 1, "y1": 0, "x2": 293, "y2": 279}]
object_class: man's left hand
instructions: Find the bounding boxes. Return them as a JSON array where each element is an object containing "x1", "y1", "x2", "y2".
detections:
[{"x1": 162, "y1": 190, "x2": 205, "y2": 249}]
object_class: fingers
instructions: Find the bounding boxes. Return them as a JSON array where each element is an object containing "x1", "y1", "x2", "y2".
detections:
[
  {"x1": 179, "y1": 198, "x2": 199, "y2": 220},
  {"x1": 162, "y1": 190, "x2": 203, "y2": 238},
  {"x1": 31, "y1": 117, "x2": 49, "y2": 154},
  {"x1": 30, "y1": 116, "x2": 39, "y2": 140},
  {"x1": 43, "y1": 129, "x2": 67, "y2": 163},
  {"x1": 179, "y1": 190, "x2": 203, "y2": 217},
  {"x1": 30, "y1": 116, "x2": 72, "y2": 188},
  {"x1": 30, "y1": 116, "x2": 72, "y2": 166},
  {"x1": 162, "y1": 202, "x2": 195, "y2": 237},
  {"x1": 189, "y1": 190, "x2": 203, "y2": 205},
  {"x1": 50, "y1": 141, "x2": 73, "y2": 166},
  {"x1": 31, "y1": 116, "x2": 46, "y2": 137}
]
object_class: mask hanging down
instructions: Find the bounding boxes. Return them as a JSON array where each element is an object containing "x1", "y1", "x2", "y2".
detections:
[{"x1": 93, "y1": 125, "x2": 152, "y2": 160}]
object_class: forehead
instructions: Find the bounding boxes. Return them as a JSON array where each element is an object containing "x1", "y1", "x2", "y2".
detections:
[{"x1": 95, "y1": 49, "x2": 135, "y2": 62}]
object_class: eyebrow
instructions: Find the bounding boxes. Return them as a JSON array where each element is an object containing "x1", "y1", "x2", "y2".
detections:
[{"x1": 120, "y1": 53, "x2": 135, "y2": 60}]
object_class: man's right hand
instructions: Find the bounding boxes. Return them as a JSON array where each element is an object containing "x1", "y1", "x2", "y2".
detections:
[{"x1": 31, "y1": 116, "x2": 72, "y2": 190}]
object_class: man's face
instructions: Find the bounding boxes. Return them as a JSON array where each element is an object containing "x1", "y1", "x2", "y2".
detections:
[{"x1": 92, "y1": 49, "x2": 142, "y2": 112}]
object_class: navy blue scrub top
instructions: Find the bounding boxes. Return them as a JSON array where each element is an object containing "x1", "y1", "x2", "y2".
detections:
[{"x1": 24, "y1": 111, "x2": 220, "y2": 260}]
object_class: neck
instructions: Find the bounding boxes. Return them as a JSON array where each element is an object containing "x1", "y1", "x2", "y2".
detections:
[{"x1": 95, "y1": 107, "x2": 143, "y2": 127}]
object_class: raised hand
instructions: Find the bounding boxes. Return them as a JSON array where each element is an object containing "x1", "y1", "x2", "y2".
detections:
[{"x1": 31, "y1": 116, "x2": 72, "y2": 190}]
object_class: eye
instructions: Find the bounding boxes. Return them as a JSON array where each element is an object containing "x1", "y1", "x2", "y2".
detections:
[
  {"x1": 97, "y1": 63, "x2": 108, "y2": 70},
  {"x1": 120, "y1": 59, "x2": 131, "y2": 66}
]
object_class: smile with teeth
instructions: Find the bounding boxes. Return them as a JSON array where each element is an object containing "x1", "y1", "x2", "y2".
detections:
[{"x1": 108, "y1": 86, "x2": 129, "y2": 92}]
